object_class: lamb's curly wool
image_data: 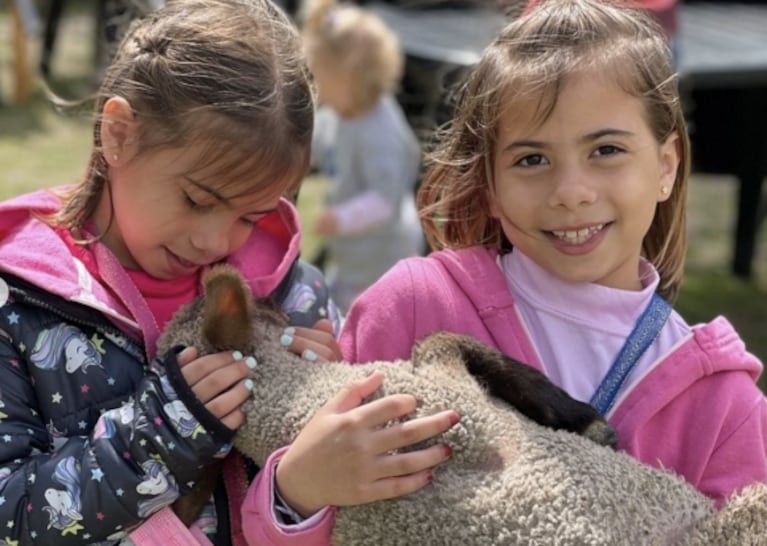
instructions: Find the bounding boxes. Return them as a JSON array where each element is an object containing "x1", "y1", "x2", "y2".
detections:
[{"x1": 158, "y1": 265, "x2": 767, "y2": 546}]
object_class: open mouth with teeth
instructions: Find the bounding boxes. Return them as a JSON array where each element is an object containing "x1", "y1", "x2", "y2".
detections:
[{"x1": 549, "y1": 223, "x2": 607, "y2": 245}]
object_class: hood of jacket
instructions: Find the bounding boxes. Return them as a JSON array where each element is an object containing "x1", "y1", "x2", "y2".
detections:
[{"x1": 611, "y1": 314, "x2": 764, "y2": 421}]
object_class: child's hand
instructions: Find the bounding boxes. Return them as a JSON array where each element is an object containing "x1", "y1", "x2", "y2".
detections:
[
  {"x1": 176, "y1": 346, "x2": 255, "y2": 430},
  {"x1": 280, "y1": 319, "x2": 342, "y2": 362},
  {"x1": 313, "y1": 210, "x2": 339, "y2": 236},
  {"x1": 275, "y1": 370, "x2": 458, "y2": 518}
]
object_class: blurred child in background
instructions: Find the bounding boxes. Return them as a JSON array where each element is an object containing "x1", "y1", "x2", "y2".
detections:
[{"x1": 304, "y1": 0, "x2": 424, "y2": 313}]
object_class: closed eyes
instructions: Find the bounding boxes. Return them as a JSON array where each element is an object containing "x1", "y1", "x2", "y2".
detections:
[
  {"x1": 183, "y1": 191, "x2": 213, "y2": 211},
  {"x1": 184, "y1": 190, "x2": 269, "y2": 227}
]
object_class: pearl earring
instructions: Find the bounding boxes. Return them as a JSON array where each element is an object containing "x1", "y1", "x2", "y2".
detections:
[
  {"x1": 660, "y1": 186, "x2": 669, "y2": 196},
  {"x1": 112, "y1": 154, "x2": 119, "y2": 161}
]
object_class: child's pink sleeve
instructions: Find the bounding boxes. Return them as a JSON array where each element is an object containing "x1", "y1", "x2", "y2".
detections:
[{"x1": 241, "y1": 447, "x2": 336, "y2": 546}]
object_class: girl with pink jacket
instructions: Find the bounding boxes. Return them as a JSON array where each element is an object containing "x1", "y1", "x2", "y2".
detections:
[{"x1": 241, "y1": 1, "x2": 767, "y2": 543}]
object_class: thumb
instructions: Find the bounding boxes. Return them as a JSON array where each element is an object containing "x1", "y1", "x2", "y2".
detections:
[
  {"x1": 327, "y1": 369, "x2": 384, "y2": 414},
  {"x1": 176, "y1": 346, "x2": 199, "y2": 367}
]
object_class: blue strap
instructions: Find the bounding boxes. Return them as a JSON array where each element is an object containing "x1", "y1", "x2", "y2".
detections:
[{"x1": 590, "y1": 293, "x2": 672, "y2": 416}]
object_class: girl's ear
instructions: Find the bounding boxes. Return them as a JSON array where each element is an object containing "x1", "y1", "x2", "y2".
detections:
[
  {"x1": 657, "y1": 131, "x2": 681, "y2": 202},
  {"x1": 101, "y1": 97, "x2": 138, "y2": 167}
]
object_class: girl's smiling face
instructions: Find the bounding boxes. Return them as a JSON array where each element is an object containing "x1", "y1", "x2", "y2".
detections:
[{"x1": 490, "y1": 70, "x2": 680, "y2": 291}]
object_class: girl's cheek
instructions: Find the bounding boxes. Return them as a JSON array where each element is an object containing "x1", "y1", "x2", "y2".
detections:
[{"x1": 230, "y1": 224, "x2": 256, "y2": 252}]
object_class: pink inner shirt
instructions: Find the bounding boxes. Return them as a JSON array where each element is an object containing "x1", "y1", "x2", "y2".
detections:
[{"x1": 125, "y1": 268, "x2": 199, "y2": 333}]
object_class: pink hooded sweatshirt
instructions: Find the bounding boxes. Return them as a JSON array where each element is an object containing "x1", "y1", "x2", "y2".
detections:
[{"x1": 241, "y1": 246, "x2": 767, "y2": 545}]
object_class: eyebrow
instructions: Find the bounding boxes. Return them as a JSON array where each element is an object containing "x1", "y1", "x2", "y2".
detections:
[
  {"x1": 500, "y1": 128, "x2": 635, "y2": 153},
  {"x1": 185, "y1": 177, "x2": 280, "y2": 215}
]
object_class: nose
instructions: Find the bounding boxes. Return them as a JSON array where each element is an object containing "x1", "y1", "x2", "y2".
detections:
[
  {"x1": 189, "y1": 218, "x2": 233, "y2": 259},
  {"x1": 547, "y1": 165, "x2": 597, "y2": 210}
]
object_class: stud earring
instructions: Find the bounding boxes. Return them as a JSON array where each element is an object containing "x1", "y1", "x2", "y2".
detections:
[
  {"x1": 112, "y1": 154, "x2": 119, "y2": 161},
  {"x1": 660, "y1": 186, "x2": 669, "y2": 196}
]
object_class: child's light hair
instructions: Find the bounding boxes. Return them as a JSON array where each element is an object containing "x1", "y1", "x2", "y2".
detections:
[
  {"x1": 303, "y1": 0, "x2": 404, "y2": 116},
  {"x1": 51, "y1": 0, "x2": 314, "y2": 231},
  {"x1": 417, "y1": 0, "x2": 690, "y2": 302}
]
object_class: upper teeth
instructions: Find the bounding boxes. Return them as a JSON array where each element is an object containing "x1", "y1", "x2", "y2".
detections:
[{"x1": 552, "y1": 224, "x2": 604, "y2": 245}]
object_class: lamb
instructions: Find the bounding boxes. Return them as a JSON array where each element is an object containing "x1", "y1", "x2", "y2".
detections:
[{"x1": 158, "y1": 264, "x2": 767, "y2": 545}]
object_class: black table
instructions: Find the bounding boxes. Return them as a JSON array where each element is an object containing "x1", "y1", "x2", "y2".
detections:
[{"x1": 370, "y1": 1, "x2": 767, "y2": 278}]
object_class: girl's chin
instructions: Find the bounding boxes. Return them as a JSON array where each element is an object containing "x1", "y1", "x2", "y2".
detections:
[{"x1": 165, "y1": 248, "x2": 200, "y2": 277}]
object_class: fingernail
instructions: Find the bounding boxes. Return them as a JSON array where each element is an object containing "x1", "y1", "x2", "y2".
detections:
[
  {"x1": 245, "y1": 356, "x2": 257, "y2": 369},
  {"x1": 232, "y1": 350, "x2": 243, "y2": 361},
  {"x1": 302, "y1": 349, "x2": 318, "y2": 362},
  {"x1": 280, "y1": 334, "x2": 293, "y2": 347},
  {"x1": 284, "y1": 326, "x2": 296, "y2": 335},
  {"x1": 426, "y1": 470, "x2": 434, "y2": 482},
  {"x1": 448, "y1": 413, "x2": 461, "y2": 426},
  {"x1": 442, "y1": 444, "x2": 453, "y2": 458},
  {"x1": 244, "y1": 379, "x2": 254, "y2": 391}
]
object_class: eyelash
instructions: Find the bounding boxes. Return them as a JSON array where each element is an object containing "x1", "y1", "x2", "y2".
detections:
[
  {"x1": 185, "y1": 191, "x2": 263, "y2": 227},
  {"x1": 517, "y1": 154, "x2": 546, "y2": 167},
  {"x1": 515, "y1": 145, "x2": 625, "y2": 167},
  {"x1": 183, "y1": 192, "x2": 210, "y2": 211},
  {"x1": 593, "y1": 145, "x2": 623, "y2": 157}
]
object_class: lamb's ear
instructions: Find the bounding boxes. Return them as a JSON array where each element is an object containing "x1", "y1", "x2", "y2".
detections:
[{"x1": 202, "y1": 265, "x2": 254, "y2": 350}]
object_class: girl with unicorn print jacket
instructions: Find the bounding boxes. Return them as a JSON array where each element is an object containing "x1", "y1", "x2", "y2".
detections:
[{"x1": 0, "y1": 1, "x2": 344, "y2": 544}]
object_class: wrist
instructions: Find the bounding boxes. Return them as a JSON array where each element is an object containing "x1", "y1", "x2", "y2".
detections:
[{"x1": 275, "y1": 459, "x2": 324, "y2": 518}]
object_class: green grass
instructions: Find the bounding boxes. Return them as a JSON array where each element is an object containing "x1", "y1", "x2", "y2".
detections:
[
  {"x1": 676, "y1": 271, "x2": 766, "y2": 342},
  {"x1": 2, "y1": 6, "x2": 765, "y2": 394},
  {"x1": 0, "y1": 7, "x2": 94, "y2": 198},
  {"x1": 679, "y1": 173, "x2": 767, "y2": 391},
  {"x1": 0, "y1": 100, "x2": 92, "y2": 199}
]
